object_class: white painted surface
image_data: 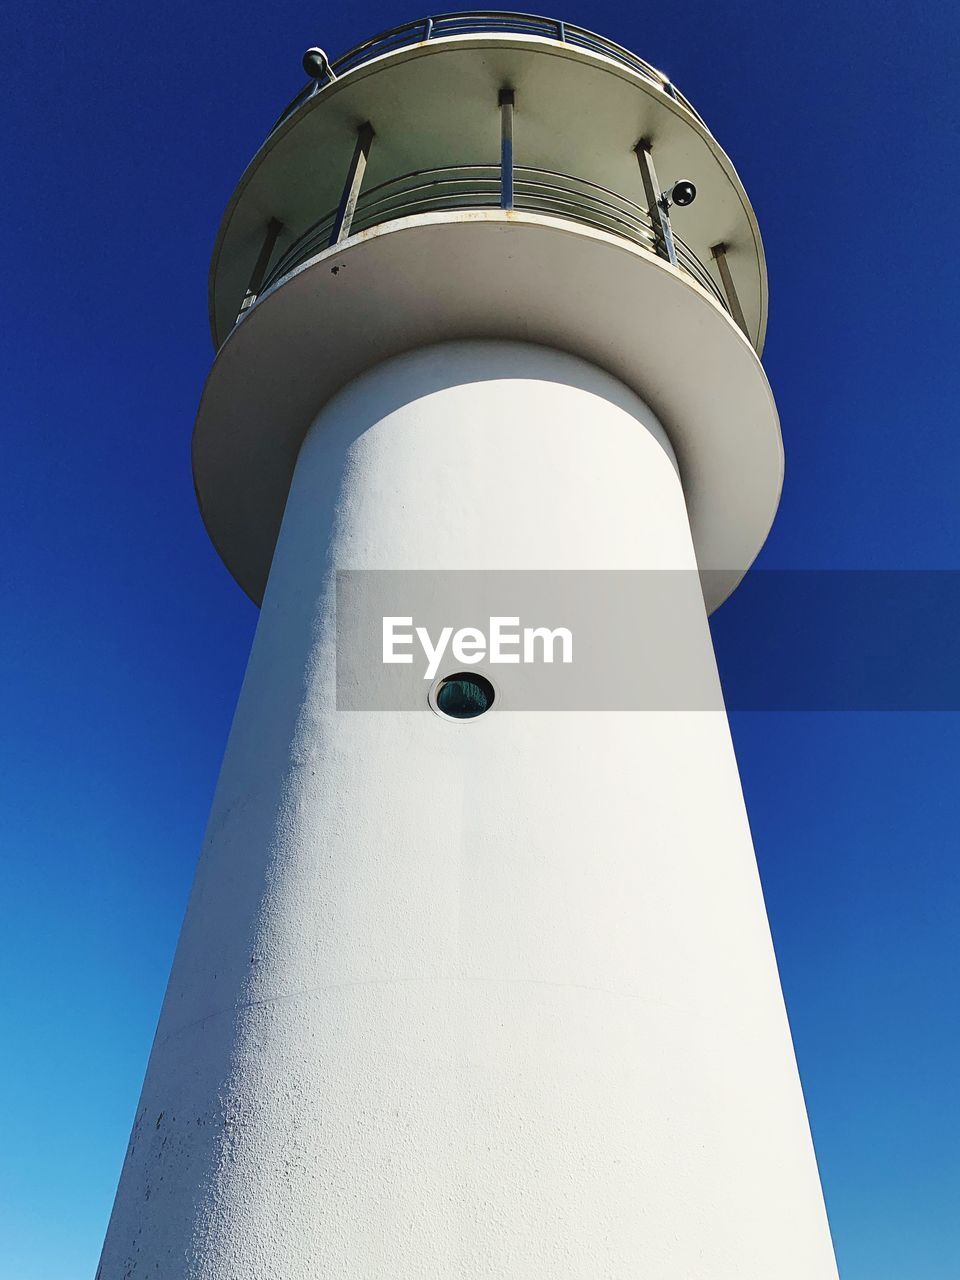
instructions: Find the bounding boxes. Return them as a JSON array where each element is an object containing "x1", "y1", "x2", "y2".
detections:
[{"x1": 99, "y1": 342, "x2": 837, "y2": 1279}]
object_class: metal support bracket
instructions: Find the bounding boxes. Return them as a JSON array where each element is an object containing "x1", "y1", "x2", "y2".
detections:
[
  {"x1": 330, "y1": 122, "x2": 375, "y2": 247},
  {"x1": 710, "y1": 242, "x2": 748, "y2": 336},
  {"x1": 634, "y1": 140, "x2": 677, "y2": 267},
  {"x1": 237, "y1": 217, "x2": 283, "y2": 320},
  {"x1": 499, "y1": 89, "x2": 515, "y2": 210}
]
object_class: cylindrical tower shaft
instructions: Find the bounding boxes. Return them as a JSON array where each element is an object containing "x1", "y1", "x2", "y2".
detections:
[
  {"x1": 98, "y1": 12, "x2": 839, "y2": 1276},
  {"x1": 98, "y1": 342, "x2": 837, "y2": 1278}
]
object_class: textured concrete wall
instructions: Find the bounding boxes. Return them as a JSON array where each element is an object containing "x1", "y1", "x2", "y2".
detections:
[{"x1": 98, "y1": 341, "x2": 838, "y2": 1278}]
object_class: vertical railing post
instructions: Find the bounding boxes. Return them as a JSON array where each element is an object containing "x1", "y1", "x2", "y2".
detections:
[
  {"x1": 237, "y1": 217, "x2": 283, "y2": 321},
  {"x1": 710, "y1": 243, "x2": 749, "y2": 335},
  {"x1": 499, "y1": 88, "x2": 515, "y2": 210},
  {"x1": 329, "y1": 122, "x2": 375, "y2": 247},
  {"x1": 634, "y1": 139, "x2": 677, "y2": 267}
]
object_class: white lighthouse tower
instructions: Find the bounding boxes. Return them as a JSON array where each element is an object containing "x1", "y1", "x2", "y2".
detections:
[{"x1": 98, "y1": 14, "x2": 839, "y2": 1279}]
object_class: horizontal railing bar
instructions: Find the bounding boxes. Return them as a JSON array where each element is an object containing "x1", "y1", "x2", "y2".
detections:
[
  {"x1": 258, "y1": 163, "x2": 723, "y2": 311},
  {"x1": 356, "y1": 183, "x2": 658, "y2": 244},
  {"x1": 352, "y1": 176, "x2": 659, "y2": 229},
  {"x1": 351, "y1": 191, "x2": 501, "y2": 230},
  {"x1": 271, "y1": 12, "x2": 708, "y2": 135},
  {"x1": 354, "y1": 163, "x2": 663, "y2": 223},
  {"x1": 515, "y1": 174, "x2": 654, "y2": 220}
]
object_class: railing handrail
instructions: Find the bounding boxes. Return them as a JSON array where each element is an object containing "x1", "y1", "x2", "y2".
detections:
[
  {"x1": 256, "y1": 164, "x2": 725, "y2": 313},
  {"x1": 270, "y1": 12, "x2": 707, "y2": 136}
]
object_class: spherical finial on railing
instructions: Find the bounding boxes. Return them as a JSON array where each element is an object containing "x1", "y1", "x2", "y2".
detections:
[{"x1": 302, "y1": 47, "x2": 332, "y2": 79}]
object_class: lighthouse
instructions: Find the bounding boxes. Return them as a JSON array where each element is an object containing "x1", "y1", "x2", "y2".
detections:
[{"x1": 98, "y1": 13, "x2": 839, "y2": 1278}]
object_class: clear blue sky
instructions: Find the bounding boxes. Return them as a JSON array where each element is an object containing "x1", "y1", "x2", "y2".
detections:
[{"x1": 2, "y1": 2, "x2": 958, "y2": 1276}]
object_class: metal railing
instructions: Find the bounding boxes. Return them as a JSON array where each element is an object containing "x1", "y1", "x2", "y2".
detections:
[
  {"x1": 258, "y1": 165, "x2": 726, "y2": 311},
  {"x1": 271, "y1": 12, "x2": 707, "y2": 135}
]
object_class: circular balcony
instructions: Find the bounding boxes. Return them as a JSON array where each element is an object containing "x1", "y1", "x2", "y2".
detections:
[
  {"x1": 209, "y1": 16, "x2": 767, "y2": 352},
  {"x1": 258, "y1": 165, "x2": 727, "y2": 311},
  {"x1": 196, "y1": 207, "x2": 781, "y2": 615},
  {"x1": 197, "y1": 16, "x2": 780, "y2": 617},
  {"x1": 271, "y1": 12, "x2": 708, "y2": 138}
]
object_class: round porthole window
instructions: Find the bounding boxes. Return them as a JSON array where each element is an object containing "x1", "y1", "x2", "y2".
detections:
[{"x1": 432, "y1": 672, "x2": 496, "y2": 720}]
